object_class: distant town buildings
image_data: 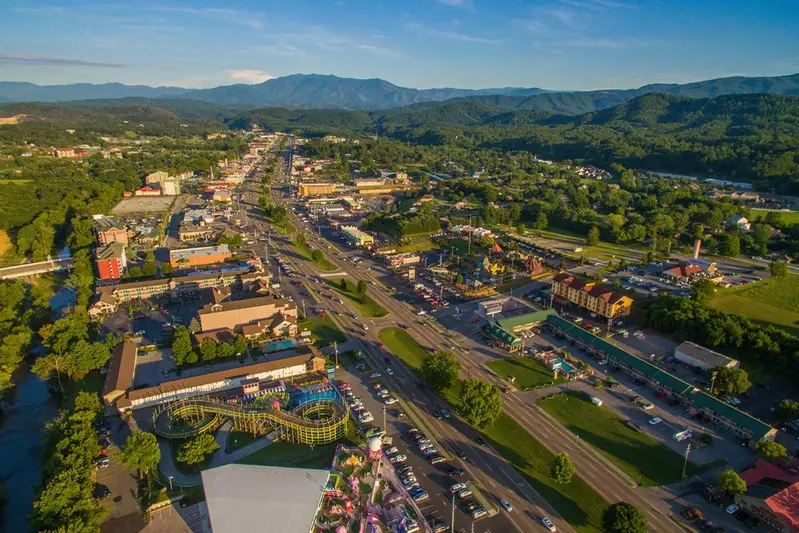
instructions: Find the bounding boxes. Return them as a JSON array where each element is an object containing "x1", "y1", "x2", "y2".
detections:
[
  {"x1": 198, "y1": 293, "x2": 298, "y2": 336},
  {"x1": 53, "y1": 147, "x2": 76, "y2": 158},
  {"x1": 93, "y1": 216, "x2": 128, "y2": 246},
  {"x1": 134, "y1": 184, "x2": 162, "y2": 196},
  {"x1": 725, "y1": 215, "x2": 752, "y2": 231},
  {"x1": 674, "y1": 341, "x2": 739, "y2": 371},
  {"x1": 145, "y1": 171, "x2": 183, "y2": 196},
  {"x1": 551, "y1": 273, "x2": 632, "y2": 319},
  {"x1": 95, "y1": 242, "x2": 127, "y2": 280},
  {"x1": 298, "y1": 183, "x2": 337, "y2": 197}
]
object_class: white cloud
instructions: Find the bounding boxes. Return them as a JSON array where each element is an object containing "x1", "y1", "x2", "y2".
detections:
[
  {"x1": 436, "y1": 0, "x2": 473, "y2": 8},
  {"x1": 226, "y1": 69, "x2": 274, "y2": 84},
  {"x1": 405, "y1": 22, "x2": 504, "y2": 44},
  {"x1": 155, "y1": 6, "x2": 264, "y2": 29}
]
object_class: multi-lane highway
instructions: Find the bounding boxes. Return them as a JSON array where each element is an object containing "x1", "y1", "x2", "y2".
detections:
[{"x1": 247, "y1": 146, "x2": 683, "y2": 532}]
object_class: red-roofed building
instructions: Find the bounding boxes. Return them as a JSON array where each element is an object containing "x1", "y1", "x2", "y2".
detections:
[
  {"x1": 737, "y1": 459, "x2": 799, "y2": 532},
  {"x1": 662, "y1": 264, "x2": 703, "y2": 282},
  {"x1": 551, "y1": 273, "x2": 633, "y2": 320},
  {"x1": 134, "y1": 184, "x2": 161, "y2": 196}
]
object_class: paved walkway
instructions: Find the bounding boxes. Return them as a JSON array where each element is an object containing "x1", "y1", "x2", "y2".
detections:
[{"x1": 156, "y1": 419, "x2": 278, "y2": 486}]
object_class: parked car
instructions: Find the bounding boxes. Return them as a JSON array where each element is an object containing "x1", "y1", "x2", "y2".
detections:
[{"x1": 541, "y1": 517, "x2": 557, "y2": 532}]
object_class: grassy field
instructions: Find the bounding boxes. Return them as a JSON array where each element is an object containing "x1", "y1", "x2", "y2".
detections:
[
  {"x1": 538, "y1": 392, "x2": 700, "y2": 486},
  {"x1": 0, "y1": 178, "x2": 32, "y2": 184},
  {"x1": 379, "y1": 327, "x2": 607, "y2": 530},
  {"x1": 495, "y1": 276, "x2": 536, "y2": 294},
  {"x1": 485, "y1": 413, "x2": 606, "y2": 532},
  {"x1": 534, "y1": 228, "x2": 645, "y2": 263},
  {"x1": 297, "y1": 315, "x2": 347, "y2": 347},
  {"x1": 0, "y1": 229, "x2": 12, "y2": 258},
  {"x1": 294, "y1": 241, "x2": 338, "y2": 271},
  {"x1": 748, "y1": 208, "x2": 799, "y2": 225},
  {"x1": 330, "y1": 279, "x2": 389, "y2": 318},
  {"x1": 487, "y1": 357, "x2": 565, "y2": 390},
  {"x1": 710, "y1": 274, "x2": 799, "y2": 336},
  {"x1": 378, "y1": 327, "x2": 429, "y2": 369},
  {"x1": 238, "y1": 441, "x2": 337, "y2": 469},
  {"x1": 394, "y1": 239, "x2": 436, "y2": 253}
]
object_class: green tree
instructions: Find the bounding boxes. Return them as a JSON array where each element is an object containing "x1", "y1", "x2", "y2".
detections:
[
  {"x1": 717, "y1": 468, "x2": 747, "y2": 495},
  {"x1": 459, "y1": 378, "x2": 502, "y2": 429},
  {"x1": 68, "y1": 340, "x2": 111, "y2": 376},
  {"x1": 295, "y1": 234, "x2": 307, "y2": 247},
  {"x1": 775, "y1": 399, "x2": 799, "y2": 422},
  {"x1": 551, "y1": 452, "x2": 575, "y2": 484},
  {"x1": 534, "y1": 211, "x2": 548, "y2": 230},
  {"x1": 311, "y1": 249, "x2": 324, "y2": 262},
  {"x1": 751, "y1": 223, "x2": 772, "y2": 245},
  {"x1": 719, "y1": 234, "x2": 741, "y2": 257},
  {"x1": 419, "y1": 350, "x2": 460, "y2": 392},
  {"x1": 160, "y1": 262, "x2": 173, "y2": 275},
  {"x1": 199, "y1": 338, "x2": 218, "y2": 362},
  {"x1": 233, "y1": 334, "x2": 248, "y2": 356},
  {"x1": 770, "y1": 260, "x2": 788, "y2": 278},
  {"x1": 713, "y1": 366, "x2": 751, "y2": 396},
  {"x1": 602, "y1": 502, "x2": 648, "y2": 533},
  {"x1": 189, "y1": 317, "x2": 201, "y2": 333},
  {"x1": 691, "y1": 279, "x2": 717, "y2": 303},
  {"x1": 356, "y1": 280, "x2": 368, "y2": 303},
  {"x1": 756, "y1": 440, "x2": 787, "y2": 460},
  {"x1": 593, "y1": 379, "x2": 603, "y2": 389},
  {"x1": 516, "y1": 223, "x2": 527, "y2": 235},
  {"x1": 177, "y1": 434, "x2": 220, "y2": 465},
  {"x1": 765, "y1": 211, "x2": 784, "y2": 227},
  {"x1": 142, "y1": 251, "x2": 157, "y2": 277},
  {"x1": 172, "y1": 325, "x2": 196, "y2": 366},
  {"x1": 120, "y1": 431, "x2": 161, "y2": 478},
  {"x1": 31, "y1": 352, "x2": 70, "y2": 392},
  {"x1": 586, "y1": 226, "x2": 600, "y2": 246}
]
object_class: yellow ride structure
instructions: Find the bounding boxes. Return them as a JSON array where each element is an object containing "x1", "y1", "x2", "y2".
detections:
[{"x1": 152, "y1": 395, "x2": 348, "y2": 445}]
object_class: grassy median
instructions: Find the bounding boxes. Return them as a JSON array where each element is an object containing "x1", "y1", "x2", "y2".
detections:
[
  {"x1": 293, "y1": 241, "x2": 338, "y2": 271},
  {"x1": 488, "y1": 356, "x2": 566, "y2": 390},
  {"x1": 330, "y1": 279, "x2": 389, "y2": 318},
  {"x1": 379, "y1": 327, "x2": 607, "y2": 532},
  {"x1": 538, "y1": 391, "x2": 700, "y2": 487}
]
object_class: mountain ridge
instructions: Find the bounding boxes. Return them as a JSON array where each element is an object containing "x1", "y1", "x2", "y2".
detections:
[{"x1": 2, "y1": 72, "x2": 799, "y2": 114}]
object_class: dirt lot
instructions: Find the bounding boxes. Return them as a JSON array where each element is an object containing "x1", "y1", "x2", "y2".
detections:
[
  {"x1": 113, "y1": 196, "x2": 175, "y2": 214},
  {"x1": 0, "y1": 229, "x2": 12, "y2": 256}
]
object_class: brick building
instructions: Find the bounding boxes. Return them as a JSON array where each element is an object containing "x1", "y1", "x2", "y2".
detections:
[
  {"x1": 551, "y1": 273, "x2": 632, "y2": 319},
  {"x1": 169, "y1": 244, "x2": 232, "y2": 269}
]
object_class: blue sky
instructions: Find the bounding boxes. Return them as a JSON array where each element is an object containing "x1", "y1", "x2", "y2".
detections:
[{"x1": 2, "y1": 0, "x2": 798, "y2": 90}]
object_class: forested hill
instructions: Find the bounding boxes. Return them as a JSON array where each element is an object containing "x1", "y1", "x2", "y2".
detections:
[
  {"x1": 3, "y1": 92, "x2": 799, "y2": 191},
  {"x1": 2, "y1": 71, "x2": 799, "y2": 113}
]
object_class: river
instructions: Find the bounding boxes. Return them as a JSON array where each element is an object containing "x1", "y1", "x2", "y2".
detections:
[
  {"x1": 0, "y1": 286, "x2": 75, "y2": 533},
  {"x1": 0, "y1": 364, "x2": 59, "y2": 533}
]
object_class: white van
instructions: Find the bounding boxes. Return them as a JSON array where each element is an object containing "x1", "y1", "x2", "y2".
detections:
[{"x1": 591, "y1": 396, "x2": 603, "y2": 407}]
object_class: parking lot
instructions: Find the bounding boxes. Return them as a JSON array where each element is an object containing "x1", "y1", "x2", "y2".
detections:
[
  {"x1": 337, "y1": 366, "x2": 517, "y2": 533},
  {"x1": 144, "y1": 502, "x2": 208, "y2": 533},
  {"x1": 95, "y1": 416, "x2": 142, "y2": 533}
]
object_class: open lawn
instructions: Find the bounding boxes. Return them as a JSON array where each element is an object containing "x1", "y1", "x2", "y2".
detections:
[
  {"x1": 330, "y1": 279, "x2": 388, "y2": 318},
  {"x1": 238, "y1": 441, "x2": 336, "y2": 469},
  {"x1": 533, "y1": 228, "x2": 644, "y2": 263},
  {"x1": 538, "y1": 391, "x2": 700, "y2": 486},
  {"x1": 294, "y1": 241, "x2": 338, "y2": 271},
  {"x1": 748, "y1": 208, "x2": 799, "y2": 225},
  {"x1": 378, "y1": 327, "x2": 429, "y2": 369},
  {"x1": 394, "y1": 239, "x2": 436, "y2": 253},
  {"x1": 378, "y1": 328, "x2": 608, "y2": 530},
  {"x1": 487, "y1": 357, "x2": 565, "y2": 390},
  {"x1": 485, "y1": 413, "x2": 606, "y2": 532},
  {"x1": 0, "y1": 229, "x2": 12, "y2": 257},
  {"x1": 710, "y1": 274, "x2": 799, "y2": 336},
  {"x1": 495, "y1": 276, "x2": 538, "y2": 294},
  {"x1": 268, "y1": 217, "x2": 296, "y2": 236},
  {"x1": 297, "y1": 315, "x2": 347, "y2": 347}
]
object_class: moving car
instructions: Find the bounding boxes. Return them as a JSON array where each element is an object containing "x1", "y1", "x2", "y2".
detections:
[
  {"x1": 499, "y1": 498, "x2": 513, "y2": 512},
  {"x1": 641, "y1": 403, "x2": 655, "y2": 410},
  {"x1": 386, "y1": 368, "x2": 394, "y2": 376},
  {"x1": 648, "y1": 417, "x2": 662, "y2": 425},
  {"x1": 542, "y1": 517, "x2": 557, "y2": 532}
]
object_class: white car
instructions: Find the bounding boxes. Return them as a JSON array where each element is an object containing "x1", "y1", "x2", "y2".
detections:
[
  {"x1": 641, "y1": 403, "x2": 655, "y2": 410},
  {"x1": 725, "y1": 504, "x2": 739, "y2": 515},
  {"x1": 648, "y1": 417, "x2": 662, "y2": 425},
  {"x1": 385, "y1": 447, "x2": 399, "y2": 455},
  {"x1": 541, "y1": 517, "x2": 557, "y2": 532},
  {"x1": 386, "y1": 368, "x2": 394, "y2": 376},
  {"x1": 389, "y1": 454, "x2": 407, "y2": 464},
  {"x1": 384, "y1": 397, "x2": 398, "y2": 405}
]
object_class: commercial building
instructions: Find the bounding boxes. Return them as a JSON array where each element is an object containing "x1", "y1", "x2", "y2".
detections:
[
  {"x1": 115, "y1": 346, "x2": 324, "y2": 410},
  {"x1": 102, "y1": 342, "x2": 137, "y2": 406},
  {"x1": 146, "y1": 171, "x2": 182, "y2": 195},
  {"x1": 340, "y1": 225, "x2": 374, "y2": 247},
  {"x1": 96, "y1": 242, "x2": 127, "y2": 280},
  {"x1": 384, "y1": 253, "x2": 420, "y2": 268},
  {"x1": 484, "y1": 309, "x2": 555, "y2": 352},
  {"x1": 213, "y1": 190, "x2": 232, "y2": 203},
  {"x1": 298, "y1": 183, "x2": 336, "y2": 197},
  {"x1": 170, "y1": 244, "x2": 232, "y2": 268},
  {"x1": 477, "y1": 297, "x2": 511, "y2": 319},
  {"x1": 134, "y1": 184, "x2": 162, "y2": 196},
  {"x1": 201, "y1": 464, "x2": 330, "y2": 533},
  {"x1": 54, "y1": 148, "x2": 76, "y2": 158},
  {"x1": 674, "y1": 342, "x2": 740, "y2": 371},
  {"x1": 661, "y1": 260, "x2": 718, "y2": 284},
  {"x1": 93, "y1": 217, "x2": 128, "y2": 246},
  {"x1": 551, "y1": 273, "x2": 632, "y2": 319},
  {"x1": 199, "y1": 294, "x2": 297, "y2": 333},
  {"x1": 88, "y1": 270, "x2": 270, "y2": 319},
  {"x1": 737, "y1": 459, "x2": 799, "y2": 532}
]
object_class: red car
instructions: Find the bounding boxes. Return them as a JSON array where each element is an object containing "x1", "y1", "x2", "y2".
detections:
[
  {"x1": 400, "y1": 324, "x2": 410, "y2": 330},
  {"x1": 378, "y1": 342, "x2": 386, "y2": 349},
  {"x1": 316, "y1": 310, "x2": 326, "y2": 317},
  {"x1": 372, "y1": 384, "x2": 383, "y2": 391},
  {"x1": 656, "y1": 391, "x2": 667, "y2": 398}
]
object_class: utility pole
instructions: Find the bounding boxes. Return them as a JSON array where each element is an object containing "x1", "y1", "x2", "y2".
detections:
[
  {"x1": 451, "y1": 493, "x2": 456, "y2": 532},
  {"x1": 334, "y1": 341, "x2": 339, "y2": 368},
  {"x1": 468, "y1": 215, "x2": 472, "y2": 256},
  {"x1": 382, "y1": 405, "x2": 387, "y2": 434},
  {"x1": 709, "y1": 371, "x2": 718, "y2": 395},
  {"x1": 682, "y1": 443, "x2": 692, "y2": 480}
]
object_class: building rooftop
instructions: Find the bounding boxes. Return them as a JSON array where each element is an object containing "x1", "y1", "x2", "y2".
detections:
[
  {"x1": 170, "y1": 244, "x2": 231, "y2": 262},
  {"x1": 102, "y1": 342, "x2": 137, "y2": 397},
  {"x1": 199, "y1": 294, "x2": 294, "y2": 315},
  {"x1": 201, "y1": 464, "x2": 329, "y2": 533},
  {"x1": 675, "y1": 341, "x2": 738, "y2": 368},
  {"x1": 96, "y1": 242, "x2": 126, "y2": 260}
]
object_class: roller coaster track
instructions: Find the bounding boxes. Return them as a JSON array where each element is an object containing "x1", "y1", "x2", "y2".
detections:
[{"x1": 152, "y1": 397, "x2": 349, "y2": 445}]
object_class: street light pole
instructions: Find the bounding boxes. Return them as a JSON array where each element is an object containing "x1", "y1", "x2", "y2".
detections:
[
  {"x1": 168, "y1": 475, "x2": 173, "y2": 491},
  {"x1": 682, "y1": 443, "x2": 692, "y2": 480}
]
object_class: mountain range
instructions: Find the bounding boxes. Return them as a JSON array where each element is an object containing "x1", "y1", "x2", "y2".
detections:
[{"x1": 2, "y1": 72, "x2": 799, "y2": 115}]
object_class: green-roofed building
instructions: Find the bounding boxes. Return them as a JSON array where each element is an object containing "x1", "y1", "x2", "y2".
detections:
[
  {"x1": 544, "y1": 314, "x2": 776, "y2": 445},
  {"x1": 484, "y1": 309, "x2": 556, "y2": 352}
]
